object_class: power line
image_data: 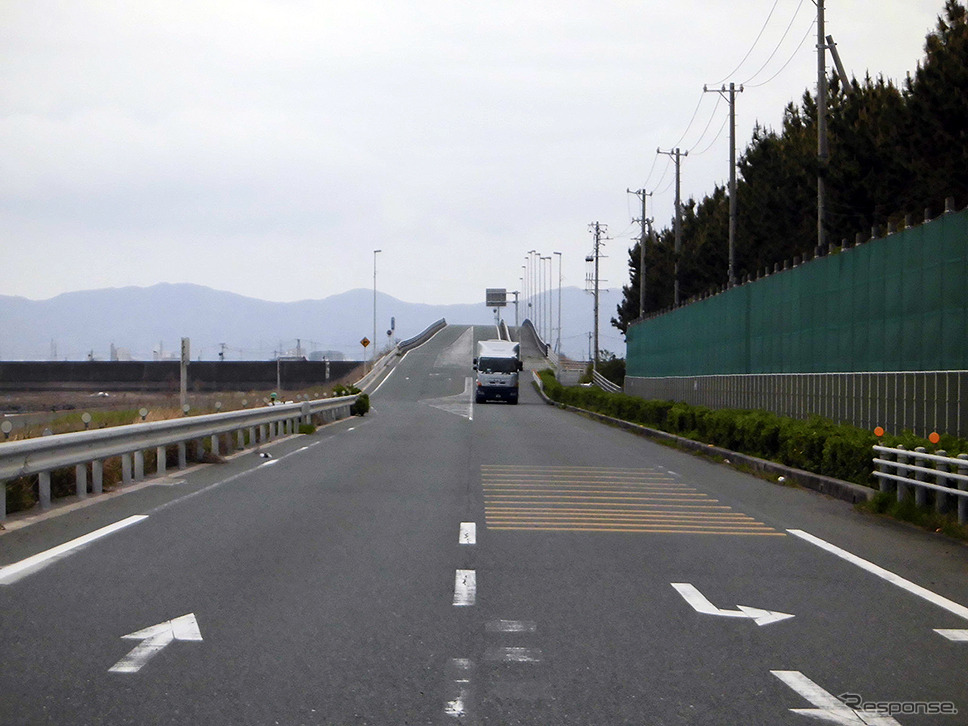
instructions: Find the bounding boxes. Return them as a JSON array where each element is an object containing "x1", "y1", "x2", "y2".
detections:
[
  {"x1": 672, "y1": 93, "x2": 708, "y2": 148},
  {"x1": 711, "y1": 0, "x2": 783, "y2": 85},
  {"x1": 745, "y1": 19, "x2": 816, "y2": 88},
  {"x1": 686, "y1": 94, "x2": 723, "y2": 153},
  {"x1": 740, "y1": 0, "x2": 808, "y2": 86},
  {"x1": 690, "y1": 114, "x2": 730, "y2": 156}
]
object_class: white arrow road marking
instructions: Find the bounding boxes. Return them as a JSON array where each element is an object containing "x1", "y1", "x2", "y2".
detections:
[
  {"x1": 772, "y1": 671, "x2": 903, "y2": 725},
  {"x1": 671, "y1": 583, "x2": 794, "y2": 626},
  {"x1": 936, "y1": 629, "x2": 968, "y2": 641},
  {"x1": 109, "y1": 613, "x2": 202, "y2": 674}
]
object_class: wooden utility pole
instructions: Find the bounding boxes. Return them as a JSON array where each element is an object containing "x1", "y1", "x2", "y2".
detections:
[
  {"x1": 657, "y1": 148, "x2": 687, "y2": 305},
  {"x1": 816, "y1": 0, "x2": 828, "y2": 254}
]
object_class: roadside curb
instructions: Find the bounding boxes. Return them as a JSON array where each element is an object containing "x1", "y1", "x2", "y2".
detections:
[{"x1": 531, "y1": 377, "x2": 874, "y2": 505}]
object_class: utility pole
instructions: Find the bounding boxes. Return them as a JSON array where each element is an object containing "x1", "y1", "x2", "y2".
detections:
[
  {"x1": 627, "y1": 188, "x2": 652, "y2": 318},
  {"x1": 657, "y1": 148, "x2": 687, "y2": 305},
  {"x1": 816, "y1": 0, "x2": 828, "y2": 255},
  {"x1": 704, "y1": 82, "x2": 743, "y2": 286},
  {"x1": 587, "y1": 222, "x2": 606, "y2": 369}
]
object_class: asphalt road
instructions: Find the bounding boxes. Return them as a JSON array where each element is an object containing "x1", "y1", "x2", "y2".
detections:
[{"x1": 1, "y1": 323, "x2": 967, "y2": 725}]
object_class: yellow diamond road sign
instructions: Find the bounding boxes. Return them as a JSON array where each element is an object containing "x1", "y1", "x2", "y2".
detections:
[{"x1": 360, "y1": 337, "x2": 370, "y2": 348}]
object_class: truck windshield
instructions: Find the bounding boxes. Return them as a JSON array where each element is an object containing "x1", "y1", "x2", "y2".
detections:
[{"x1": 478, "y1": 357, "x2": 518, "y2": 374}]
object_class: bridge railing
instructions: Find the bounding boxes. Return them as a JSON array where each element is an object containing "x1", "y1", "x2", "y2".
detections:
[
  {"x1": 592, "y1": 370, "x2": 622, "y2": 394},
  {"x1": 872, "y1": 445, "x2": 968, "y2": 524},
  {"x1": 0, "y1": 396, "x2": 357, "y2": 521}
]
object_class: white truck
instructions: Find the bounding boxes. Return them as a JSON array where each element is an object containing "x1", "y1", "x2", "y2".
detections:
[{"x1": 473, "y1": 340, "x2": 523, "y2": 404}]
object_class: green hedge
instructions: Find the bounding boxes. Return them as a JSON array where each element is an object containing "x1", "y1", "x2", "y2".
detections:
[{"x1": 537, "y1": 370, "x2": 968, "y2": 488}]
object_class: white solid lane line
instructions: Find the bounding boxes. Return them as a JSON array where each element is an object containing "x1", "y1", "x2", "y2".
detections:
[
  {"x1": 788, "y1": 528, "x2": 968, "y2": 622},
  {"x1": 0, "y1": 515, "x2": 148, "y2": 585}
]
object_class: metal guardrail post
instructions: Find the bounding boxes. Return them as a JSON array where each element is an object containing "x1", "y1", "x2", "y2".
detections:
[
  {"x1": 76, "y1": 464, "x2": 88, "y2": 499},
  {"x1": 39, "y1": 471, "x2": 51, "y2": 510},
  {"x1": 93, "y1": 460, "x2": 103, "y2": 495},
  {"x1": 959, "y1": 454, "x2": 968, "y2": 525},
  {"x1": 914, "y1": 447, "x2": 929, "y2": 508}
]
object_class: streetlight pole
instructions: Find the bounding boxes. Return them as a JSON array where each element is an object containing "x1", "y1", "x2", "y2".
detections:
[
  {"x1": 527, "y1": 251, "x2": 537, "y2": 325},
  {"x1": 553, "y1": 251, "x2": 562, "y2": 355},
  {"x1": 373, "y1": 249, "x2": 382, "y2": 368}
]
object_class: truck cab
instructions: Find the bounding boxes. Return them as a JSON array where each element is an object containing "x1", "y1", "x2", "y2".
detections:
[{"x1": 473, "y1": 340, "x2": 523, "y2": 404}]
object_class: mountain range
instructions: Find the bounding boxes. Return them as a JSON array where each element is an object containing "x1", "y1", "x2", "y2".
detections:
[{"x1": 0, "y1": 283, "x2": 625, "y2": 362}]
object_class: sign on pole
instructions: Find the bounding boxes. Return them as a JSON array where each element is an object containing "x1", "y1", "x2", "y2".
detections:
[{"x1": 485, "y1": 289, "x2": 507, "y2": 307}]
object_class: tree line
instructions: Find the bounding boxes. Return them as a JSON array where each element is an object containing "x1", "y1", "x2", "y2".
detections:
[{"x1": 614, "y1": 0, "x2": 968, "y2": 335}]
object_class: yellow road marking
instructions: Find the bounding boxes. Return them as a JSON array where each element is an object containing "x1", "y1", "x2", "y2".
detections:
[{"x1": 481, "y1": 466, "x2": 781, "y2": 536}]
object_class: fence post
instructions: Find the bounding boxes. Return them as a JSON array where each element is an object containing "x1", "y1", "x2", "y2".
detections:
[
  {"x1": 896, "y1": 445, "x2": 910, "y2": 502},
  {"x1": 958, "y1": 454, "x2": 968, "y2": 526},
  {"x1": 134, "y1": 450, "x2": 145, "y2": 481},
  {"x1": 876, "y1": 447, "x2": 894, "y2": 495},
  {"x1": 177, "y1": 442, "x2": 187, "y2": 469},
  {"x1": 914, "y1": 447, "x2": 929, "y2": 508},
  {"x1": 157, "y1": 446, "x2": 167, "y2": 477},
  {"x1": 934, "y1": 451, "x2": 949, "y2": 514},
  {"x1": 1, "y1": 480, "x2": 6, "y2": 521}
]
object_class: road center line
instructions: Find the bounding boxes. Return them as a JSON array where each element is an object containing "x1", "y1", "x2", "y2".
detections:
[
  {"x1": 459, "y1": 522, "x2": 477, "y2": 545},
  {"x1": 486, "y1": 620, "x2": 537, "y2": 633},
  {"x1": 788, "y1": 528, "x2": 968, "y2": 622},
  {"x1": 453, "y1": 569, "x2": 477, "y2": 606},
  {"x1": 0, "y1": 515, "x2": 148, "y2": 585}
]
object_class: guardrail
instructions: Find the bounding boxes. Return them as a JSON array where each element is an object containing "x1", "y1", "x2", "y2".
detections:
[
  {"x1": 355, "y1": 318, "x2": 447, "y2": 392},
  {"x1": 498, "y1": 320, "x2": 510, "y2": 341},
  {"x1": 872, "y1": 445, "x2": 968, "y2": 524},
  {"x1": 398, "y1": 318, "x2": 447, "y2": 353},
  {"x1": 0, "y1": 396, "x2": 357, "y2": 521},
  {"x1": 592, "y1": 370, "x2": 622, "y2": 394},
  {"x1": 521, "y1": 319, "x2": 553, "y2": 363}
]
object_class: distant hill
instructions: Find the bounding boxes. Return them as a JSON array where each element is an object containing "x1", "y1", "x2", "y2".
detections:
[{"x1": 0, "y1": 283, "x2": 625, "y2": 362}]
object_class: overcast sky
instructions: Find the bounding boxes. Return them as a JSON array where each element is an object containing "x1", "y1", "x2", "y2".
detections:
[{"x1": 0, "y1": 0, "x2": 943, "y2": 306}]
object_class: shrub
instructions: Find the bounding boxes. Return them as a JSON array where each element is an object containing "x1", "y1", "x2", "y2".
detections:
[
  {"x1": 534, "y1": 369, "x2": 968, "y2": 494},
  {"x1": 351, "y1": 393, "x2": 370, "y2": 416},
  {"x1": 298, "y1": 423, "x2": 317, "y2": 435},
  {"x1": 821, "y1": 429, "x2": 878, "y2": 485}
]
